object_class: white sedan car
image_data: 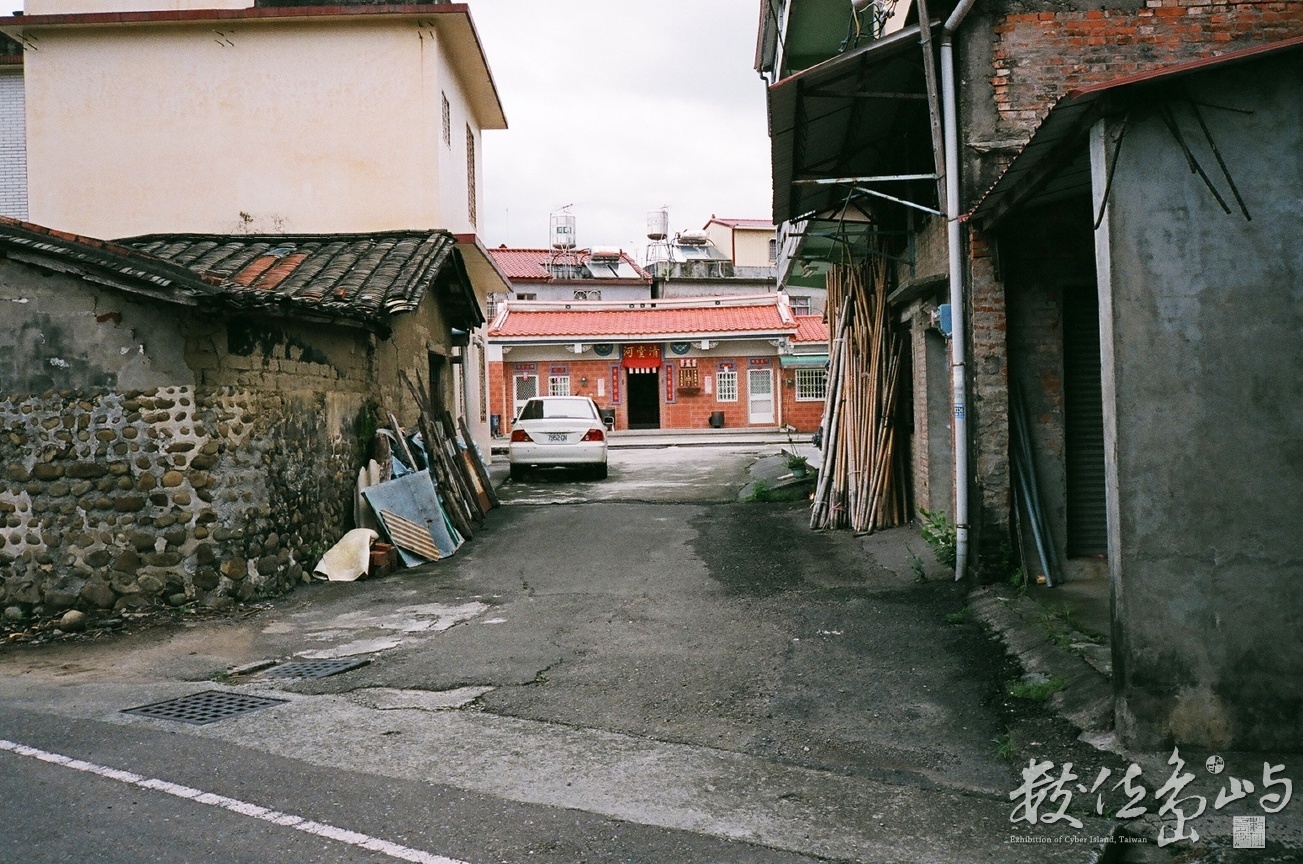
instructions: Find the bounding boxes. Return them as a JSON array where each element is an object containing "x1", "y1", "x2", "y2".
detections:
[{"x1": 509, "y1": 396, "x2": 608, "y2": 481}]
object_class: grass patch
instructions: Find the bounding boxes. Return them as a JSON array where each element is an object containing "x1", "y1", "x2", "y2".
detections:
[
  {"x1": 1005, "y1": 676, "x2": 1066, "y2": 702},
  {"x1": 744, "y1": 479, "x2": 812, "y2": 503},
  {"x1": 945, "y1": 606, "x2": 971, "y2": 625}
]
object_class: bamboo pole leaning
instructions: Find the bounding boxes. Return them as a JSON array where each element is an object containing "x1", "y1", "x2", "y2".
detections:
[{"x1": 810, "y1": 254, "x2": 907, "y2": 535}]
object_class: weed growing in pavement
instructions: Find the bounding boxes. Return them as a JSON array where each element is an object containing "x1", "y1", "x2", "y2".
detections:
[
  {"x1": 917, "y1": 507, "x2": 956, "y2": 568},
  {"x1": 907, "y1": 545, "x2": 927, "y2": 583},
  {"x1": 747, "y1": 479, "x2": 775, "y2": 502},
  {"x1": 1006, "y1": 676, "x2": 1065, "y2": 702},
  {"x1": 1045, "y1": 624, "x2": 1073, "y2": 650},
  {"x1": 945, "y1": 606, "x2": 971, "y2": 625},
  {"x1": 992, "y1": 729, "x2": 1016, "y2": 761},
  {"x1": 1009, "y1": 566, "x2": 1028, "y2": 596}
]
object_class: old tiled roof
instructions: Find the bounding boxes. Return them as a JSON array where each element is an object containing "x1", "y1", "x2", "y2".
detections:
[
  {"x1": 487, "y1": 247, "x2": 650, "y2": 283},
  {"x1": 0, "y1": 218, "x2": 479, "y2": 328},
  {"x1": 123, "y1": 230, "x2": 480, "y2": 326},
  {"x1": 489, "y1": 295, "x2": 797, "y2": 342},
  {"x1": 0, "y1": 217, "x2": 222, "y2": 304},
  {"x1": 792, "y1": 314, "x2": 829, "y2": 344}
]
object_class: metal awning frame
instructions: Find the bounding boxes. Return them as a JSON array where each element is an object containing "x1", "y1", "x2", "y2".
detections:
[{"x1": 768, "y1": 22, "x2": 943, "y2": 226}]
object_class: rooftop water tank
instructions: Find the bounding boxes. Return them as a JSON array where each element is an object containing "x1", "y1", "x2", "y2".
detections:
[
  {"x1": 550, "y1": 210, "x2": 577, "y2": 250},
  {"x1": 646, "y1": 208, "x2": 669, "y2": 240}
]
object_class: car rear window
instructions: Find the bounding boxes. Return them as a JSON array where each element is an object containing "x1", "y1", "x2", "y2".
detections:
[{"x1": 519, "y1": 398, "x2": 597, "y2": 420}]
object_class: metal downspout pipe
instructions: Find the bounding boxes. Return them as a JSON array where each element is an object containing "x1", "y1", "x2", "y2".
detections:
[{"x1": 942, "y1": 0, "x2": 978, "y2": 581}]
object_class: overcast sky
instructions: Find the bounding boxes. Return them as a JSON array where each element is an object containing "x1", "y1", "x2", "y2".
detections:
[
  {"x1": 0, "y1": 0, "x2": 775, "y2": 252},
  {"x1": 468, "y1": 0, "x2": 774, "y2": 255}
]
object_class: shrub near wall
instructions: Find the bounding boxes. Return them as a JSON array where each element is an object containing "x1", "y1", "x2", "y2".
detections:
[{"x1": 0, "y1": 385, "x2": 364, "y2": 620}]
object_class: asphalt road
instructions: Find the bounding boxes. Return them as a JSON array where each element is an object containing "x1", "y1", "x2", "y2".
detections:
[{"x1": 0, "y1": 445, "x2": 1109, "y2": 863}]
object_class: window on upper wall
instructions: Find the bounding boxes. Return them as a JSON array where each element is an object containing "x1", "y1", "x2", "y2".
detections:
[
  {"x1": 795, "y1": 367, "x2": 828, "y2": 401},
  {"x1": 790, "y1": 295, "x2": 812, "y2": 315},
  {"x1": 515, "y1": 292, "x2": 537, "y2": 301},
  {"x1": 441, "y1": 93, "x2": 451, "y2": 147},
  {"x1": 466, "y1": 125, "x2": 477, "y2": 226},
  {"x1": 768, "y1": 237, "x2": 778, "y2": 262},
  {"x1": 573, "y1": 289, "x2": 601, "y2": 301}
]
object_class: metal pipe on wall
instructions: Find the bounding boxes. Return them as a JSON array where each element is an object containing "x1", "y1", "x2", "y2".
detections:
[{"x1": 942, "y1": 0, "x2": 979, "y2": 581}]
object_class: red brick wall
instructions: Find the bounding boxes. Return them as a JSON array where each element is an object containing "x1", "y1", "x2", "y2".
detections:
[
  {"x1": 779, "y1": 379, "x2": 825, "y2": 432},
  {"x1": 993, "y1": 0, "x2": 1303, "y2": 134},
  {"x1": 967, "y1": 228, "x2": 1012, "y2": 574},
  {"x1": 491, "y1": 355, "x2": 826, "y2": 432},
  {"x1": 487, "y1": 360, "x2": 508, "y2": 436}
]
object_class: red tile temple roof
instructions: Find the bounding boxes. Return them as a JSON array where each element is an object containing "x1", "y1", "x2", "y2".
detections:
[
  {"x1": 490, "y1": 296, "x2": 797, "y2": 342},
  {"x1": 792, "y1": 314, "x2": 829, "y2": 344}
]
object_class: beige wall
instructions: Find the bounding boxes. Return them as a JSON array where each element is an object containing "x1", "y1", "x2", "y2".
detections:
[
  {"x1": 731, "y1": 226, "x2": 777, "y2": 268},
  {"x1": 18, "y1": 15, "x2": 488, "y2": 239},
  {"x1": 703, "y1": 222, "x2": 776, "y2": 268}
]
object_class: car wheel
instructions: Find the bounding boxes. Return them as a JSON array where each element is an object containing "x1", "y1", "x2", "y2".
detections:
[
  {"x1": 510, "y1": 465, "x2": 526, "y2": 482},
  {"x1": 592, "y1": 463, "x2": 608, "y2": 481}
]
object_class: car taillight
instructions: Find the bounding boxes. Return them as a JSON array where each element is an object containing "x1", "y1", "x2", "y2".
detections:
[
  {"x1": 580, "y1": 428, "x2": 605, "y2": 442},
  {"x1": 510, "y1": 429, "x2": 533, "y2": 443}
]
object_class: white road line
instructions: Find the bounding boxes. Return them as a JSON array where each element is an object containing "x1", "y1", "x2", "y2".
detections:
[{"x1": 0, "y1": 738, "x2": 471, "y2": 864}]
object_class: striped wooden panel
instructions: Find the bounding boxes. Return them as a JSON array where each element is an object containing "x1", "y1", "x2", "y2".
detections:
[{"x1": 378, "y1": 509, "x2": 441, "y2": 562}]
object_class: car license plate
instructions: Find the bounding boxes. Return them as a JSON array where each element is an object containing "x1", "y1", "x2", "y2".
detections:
[{"x1": 547, "y1": 433, "x2": 568, "y2": 443}]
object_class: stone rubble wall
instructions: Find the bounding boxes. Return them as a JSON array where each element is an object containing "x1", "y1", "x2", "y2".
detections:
[{"x1": 1, "y1": 385, "x2": 366, "y2": 618}]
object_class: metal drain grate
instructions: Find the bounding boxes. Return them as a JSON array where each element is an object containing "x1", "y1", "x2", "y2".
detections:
[
  {"x1": 122, "y1": 691, "x2": 287, "y2": 725},
  {"x1": 256, "y1": 658, "x2": 370, "y2": 682}
]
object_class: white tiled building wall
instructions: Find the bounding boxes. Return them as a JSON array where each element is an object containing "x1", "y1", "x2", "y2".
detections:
[{"x1": 0, "y1": 69, "x2": 27, "y2": 220}]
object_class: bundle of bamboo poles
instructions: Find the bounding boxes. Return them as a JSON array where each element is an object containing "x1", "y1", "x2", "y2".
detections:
[{"x1": 810, "y1": 256, "x2": 908, "y2": 534}]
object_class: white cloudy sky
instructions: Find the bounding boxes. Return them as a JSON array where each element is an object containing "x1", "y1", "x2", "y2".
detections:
[
  {"x1": 468, "y1": 0, "x2": 774, "y2": 253},
  {"x1": 0, "y1": 0, "x2": 775, "y2": 251}
]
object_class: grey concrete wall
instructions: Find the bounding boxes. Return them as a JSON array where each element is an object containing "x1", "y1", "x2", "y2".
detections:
[
  {"x1": 656, "y1": 279, "x2": 775, "y2": 299},
  {"x1": 1097, "y1": 53, "x2": 1303, "y2": 750},
  {"x1": 0, "y1": 259, "x2": 195, "y2": 393},
  {"x1": 522, "y1": 284, "x2": 652, "y2": 303}
]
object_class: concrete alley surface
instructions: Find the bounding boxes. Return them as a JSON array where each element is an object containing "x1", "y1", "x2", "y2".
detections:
[{"x1": 0, "y1": 446, "x2": 1114, "y2": 863}]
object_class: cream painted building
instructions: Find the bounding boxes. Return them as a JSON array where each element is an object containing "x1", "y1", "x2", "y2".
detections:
[
  {"x1": 0, "y1": 0, "x2": 512, "y2": 449},
  {"x1": 702, "y1": 217, "x2": 777, "y2": 271},
  {"x1": 4, "y1": 1, "x2": 505, "y2": 239}
]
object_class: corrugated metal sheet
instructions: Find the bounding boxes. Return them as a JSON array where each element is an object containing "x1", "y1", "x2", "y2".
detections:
[{"x1": 1063, "y1": 286, "x2": 1108, "y2": 557}]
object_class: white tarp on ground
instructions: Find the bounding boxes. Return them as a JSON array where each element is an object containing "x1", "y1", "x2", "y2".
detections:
[{"x1": 312, "y1": 528, "x2": 379, "y2": 582}]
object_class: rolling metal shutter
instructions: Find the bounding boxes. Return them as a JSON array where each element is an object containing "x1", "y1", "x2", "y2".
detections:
[{"x1": 1063, "y1": 286, "x2": 1109, "y2": 556}]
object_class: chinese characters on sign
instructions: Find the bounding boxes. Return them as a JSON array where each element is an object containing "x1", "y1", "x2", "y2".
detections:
[
  {"x1": 1010, "y1": 749, "x2": 1292, "y2": 848},
  {"x1": 621, "y1": 344, "x2": 662, "y2": 369}
]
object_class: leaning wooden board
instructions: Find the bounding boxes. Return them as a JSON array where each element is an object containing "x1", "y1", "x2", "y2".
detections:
[{"x1": 458, "y1": 416, "x2": 501, "y2": 509}]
